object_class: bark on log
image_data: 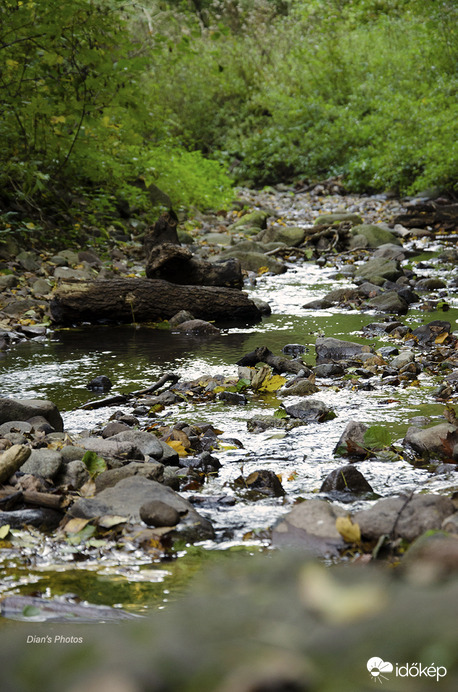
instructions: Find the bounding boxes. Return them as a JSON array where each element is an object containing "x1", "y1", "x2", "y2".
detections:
[{"x1": 50, "y1": 278, "x2": 263, "y2": 326}]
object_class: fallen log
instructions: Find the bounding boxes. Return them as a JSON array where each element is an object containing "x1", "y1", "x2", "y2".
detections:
[
  {"x1": 80, "y1": 373, "x2": 180, "y2": 410},
  {"x1": 50, "y1": 278, "x2": 263, "y2": 326},
  {"x1": 146, "y1": 243, "x2": 243, "y2": 288}
]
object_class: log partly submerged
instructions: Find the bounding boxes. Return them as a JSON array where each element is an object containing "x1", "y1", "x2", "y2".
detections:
[{"x1": 50, "y1": 278, "x2": 264, "y2": 326}]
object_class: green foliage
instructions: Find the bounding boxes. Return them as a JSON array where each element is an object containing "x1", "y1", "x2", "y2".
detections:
[{"x1": 82, "y1": 450, "x2": 107, "y2": 477}]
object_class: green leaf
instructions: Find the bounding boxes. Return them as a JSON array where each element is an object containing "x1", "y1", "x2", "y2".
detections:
[
  {"x1": 22, "y1": 605, "x2": 42, "y2": 618},
  {"x1": 363, "y1": 425, "x2": 392, "y2": 449},
  {"x1": 273, "y1": 408, "x2": 288, "y2": 419},
  {"x1": 82, "y1": 451, "x2": 107, "y2": 477}
]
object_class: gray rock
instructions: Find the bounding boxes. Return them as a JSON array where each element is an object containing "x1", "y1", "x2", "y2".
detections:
[
  {"x1": 95, "y1": 461, "x2": 164, "y2": 492},
  {"x1": 272, "y1": 499, "x2": 347, "y2": 556},
  {"x1": 411, "y1": 320, "x2": 451, "y2": 345},
  {"x1": 355, "y1": 257, "x2": 403, "y2": 282},
  {"x1": 220, "y1": 250, "x2": 285, "y2": 274},
  {"x1": 140, "y1": 500, "x2": 181, "y2": 527},
  {"x1": 403, "y1": 423, "x2": 458, "y2": 461},
  {"x1": 349, "y1": 224, "x2": 401, "y2": 248},
  {"x1": 0, "y1": 508, "x2": 61, "y2": 529},
  {"x1": 372, "y1": 243, "x2": 406, "y2": 260},
  {"x1": 391, "y1": 350, "x2": 415, "y2": 369},
  {"x1": 279, "y1": 379, "x2": 319, "y2": 397},
  {"x1": 57, "y1": 460, "x2": 90, "y2": 489},
  {"x1": 320, "y1": 465, "x2": 373, "y2": 494},
  {"x1": 334, "y1": 421, "x2": 368, "y2": 458},
  {"x1": 60, "y1": 445, "x2": 87, "y2": 463},
  {"x1": 231, "y1": 209, "x2": 270, "y2": 230},
  {"x1": 0, "y1": 421, "x2": 33, "y2": 436},
  {"x1": 315, "y1": 337, "x2": 374, "y2": 364},
  {"x1": 168, "y1": 310, "x2": 195, "y2": 327},
  {"x1": 158, "y1": 441, "x2": 180, "y2": 466},
  {"x1": 257, "y1": 225, "x2": 306, "y2": 246},
  {"x1": 101, "y1": 422, "x2": 131, "y2": 438},
  {"x1": 31, "y1": 278, "x2": 52, "y2": 295},
  {"x1": 0, "y1": 275, "x2": 18, "y2": 290},
  {"x1": 69, "y1": 476, "x2": 214, "y2": 541},
  {"x1": 366, "y1": 290, "x2": 409, "y2": 314},
  {"x1": 77, "y1": 437, "x2": 144, "y2": 462},
  {"x1": 312, "y1": 363, "x2": 344, "y2": 378},
  {"x1": 16, "y1": 251, "x2": 40, "y2": 271},
  {"x1": 284, "y1": 398, "x2": 335, "y2": 422},
  {"x1": 0, "y1": 397, "x2": 63, "y2": 431},
  {"x1": 110, "y1": 431, "x2": 166, "y2": 460},
  {"x1": 354, "y1": 494, "x2": 456, "y2": 541},
  {"x1": 175, "y1": 319, "x2": 220, "y2": 336},
  {"x1": 415, "y1": 278, "x2": 447, "y2": 291},
  {"x1": 21, "y1": 449, "x2": 63, "y2": 480}
]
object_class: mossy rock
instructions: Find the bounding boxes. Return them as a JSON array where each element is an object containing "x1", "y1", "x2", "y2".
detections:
[
  {"x1": 257, "y1": 225, "x2": 306, "y2": 247},
  {"x1": 231, "y1": 209, "x2": 270, "y2": 230},
  {"x1": 314, "y1": 212, "x2": 363, "y2": 226},
  {"x1": 221, "y1": 250, "x2": 285, "y2": 274},
  {"x1": 349, "y1": 224, "x2": 401, "y2": 248}
]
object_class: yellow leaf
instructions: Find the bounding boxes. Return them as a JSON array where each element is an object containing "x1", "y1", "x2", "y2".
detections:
[
  {"x1": 50, "y1": 115, "x2": 66, "y2": 125},
  {"x1": 435, "y1": 332, "x2": 448, "y2": 344},
  {"x1": 335, "y1": 516, "x2": 361, "y2": 543},
  {"x1": 257, "y1": 266, "x2": 269, "y2": 275},
  {"x1": 0, "y1": 524, "x2": 11, "y2": 540},
  {"x1": 64, "y1": 518, "x2": 90, "y2": 534},
  {"x1": 166, "y1": 439, "x2": 189, "y2": 457},
  {"x1": 259, "y1": 374, "x2": 287, "y2": 392}
]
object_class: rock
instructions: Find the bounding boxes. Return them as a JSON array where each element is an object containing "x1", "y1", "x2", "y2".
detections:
[
  {"x1": 158, "y1": 441, "x2": 180, "y2": 466},
  {"x1": 366, "y1": 290, "x2": 409, "y2": 314},
  {"x1": 247, "y1": 416, "x2": 306, "y2": 433},
  {"x1": 60, "y1": 446, "x2": 86, "y2": 462},
  {"x1": 69, "y1": 476, "x2": 214, "y2": 541},
  {"x1": 56, "y1": 460, "x2": 90, "y2": 489},
  {"x1": 334, "y1": 421, "x2": 368, "y2": 458},
  {"x1": 319, "y1": 465, "x2": 373, "y2": 494},
  {"x1": 372, "y1": 243, "x2": 406, "y2": 260},
  {"x1": 54, "y1": 266, "x2": 95, "y2": 281},
  {"x1": 355, "y1": 257, "x2": 403, "y2": 282},
  {"x1": 390, "y1": 350, "x2": 415, "y2": 369},
  {"x1": 231, "y1": 209, "x2": 270, "y2": 230},
  {"x1": 411, "y1": 320, "x2": 451, "y2": 345},
  {"x1": 257, "y1": 225, "x2": 306, "y2": 246},
  {"x1": 233, "y1": 469, "x2": 285, "y2": 498},
  {"x1": 315, "y1": 337, "x2": 374, "y2": 364},
  {"x1": 140, "y1": 500, "x2": 182, "y2": 527},
  {"x1": 31, "y1": 278, "x2": 52, "y2": 295},
  {"x1": 302, "y1": 298, "x2": 334, "y2": 310},
  {"x1": 87, "y1": 375, "x2": 113, "y2": 391},
  {"x1": 415, "y1": 278, "x2": 447, "y2": 291},
  {"x1": 349, "y1": 224, "x2": 401, "y2": 248},
  {"x1": 271, "y1": 499, "x2": 347, "y2": 556},
  {"x1": 284, "y1": 399, "x2": 335, "y2": 422},
  {"x1": 175, "y1": 319, "x2": 220, "y2": 336},
  {"x1": 202, "y1": 232, "x2": 232, "y2": 246},
  {"x1": 0, "y1": 397, "x2": 63, "y2": 432},
  {"x1": 94, "y1": 461, "x2": 164, "y2": 492},
  {"x1": 109, "y1": 431, "x2": 166, "y2": 460},
  {"x1": 401, "y1": 533, "x2": 458, "y2": 584},
  {"x1": 279, "y1": 379, "x2": 319, "y2": 396},
  {"x1": 282, "y1": 344, "x2": 306, "y2": 356},
  {"x1": 168, "y1": 310, "x2": 195, "y2": 327},
  {"x1": 0, "y1": 274, "x2": 18, "y2": 290},
  {"x1": 403, "y1": 423, "x2": 458, "y2": 461},
  {"x1": 78, "y1": 250, "x2": 103, "y2": 267},
  {"x1": 16, "y1": 251, "x2": 40, "y2": 271},
  {"x1": 0, "y1": 444, "x2": 31, "y2": 484},
  {"x1": 0, "y1": 421, "x2": 33, "y2": 436},
  {"x1": 146, "y1": 243, "x2": 243, "y2": 289},
  {"x1": 77, "y1": 437, "x2": 144, "y2": 462},
  {"x1": 101, "y1": 422, "x2": 131, "y2": 438},
  {"x1": 354, "y1": 494, "x2": 456, "y2": 541},
  {"x1": 312, "y1": 363, "x2": 344, "y2": 378},
  {"x1": 20, "y1": 449, "x2": 63, "y2": 480},
  {"x1": 219, "y1": 250, "x2": 285, "y2": 274},
  {"x1": 314, "y1": 213, "x2": 363, "y2": 226},
  {"x1": 218, "y1": 391, "x2": 247, "y2": 405},
  {"x1": 0, "y1": 508, "x2": 62, "y2": 529}
]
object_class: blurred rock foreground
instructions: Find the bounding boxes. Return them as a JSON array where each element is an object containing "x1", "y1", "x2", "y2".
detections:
[{"x1": 0, "y1": 550, "x2": 457, "y2": 692}]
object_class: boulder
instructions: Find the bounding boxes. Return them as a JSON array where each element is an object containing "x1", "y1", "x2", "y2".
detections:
[
  {"x1": 175, "y1": 319, "x2": 220, "y2": 337},
  {"x1": 219, "y1": 250, "x2": 285, "y2": 274},
  {"x1": 334, "y1": 421, "x2": 368, "y2": 458},
  {"x1": 69, "y1": 476, "x2": 214, "y2": 541},
  {"x1": 230, "y1": 209, "x2": 270, "y2": 230},
  {"x1": 355, "y1": 258, "x2": 403, "y2": 283},
  {"x1": 349, "y1": 224, "x2": 401, "y2": 249},
  {"x1": 87, "y1": 375, "x2": 112, "y2": 391},
  {"x1": 284, "y1": 399, "x2": 336, "y2": 422},
  {"x1": 354, "y1": 494, "x2": 456, "y2": 541},
  {"x1": 314, "y1": 213, "x2": 363, "y2": 226},
  {"x1": 315, "y1": 337, "x2": 374, "y2": 364},
  {"x1": 95, "y1": 461, "x2": 164, "y2": 492},
  {"x1": 411, "y1": 320, "x2": 451, "y2": 345},
  {"x1": 280, "y1": 379, "x2": 319, "y2": 397},
  {"x1": 0, "y1": 444, "x2": 31, "y2": 485},
  {"x1": 271, "y1": 499, "x2": 347, "y2": 556},
  {"x1": 257, "y1": 225, "x2": 306, "y2": 246},
  {"x1": 20, "y1": 449, "x2": 63, "y2": 480},
  {"x1": 403, "y1": 423, "x2": 458, "y2": 461},
  {"x1": 366, "y1": 290, "x2": 409, "y2": 314},
  {"x1": 140, "y1": 500, "x2": 181, "y2": 527},
  {"x1": 109, "y1": 431, "x2": 169, "y2": 461},
  {"x1": 77, "y1": 437, "x2": 144, "y2": 463},
  {"x1": 319, "y1": 465, "x2": 373, "y2": 494},
  {"x1": 56, "y1": 460, "x2": 90, "y2": 489},
  {"x1": 0, "y1": 397, "x2": 63, "y2": 432}
]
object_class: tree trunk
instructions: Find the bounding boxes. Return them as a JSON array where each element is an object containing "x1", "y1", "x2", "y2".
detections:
[{"x1": 50, "y1": 278, "x2": 263, "y2": 325}]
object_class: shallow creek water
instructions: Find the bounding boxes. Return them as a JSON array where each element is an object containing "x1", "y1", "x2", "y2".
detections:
[{"x1": 1, "y1": 189, "x2": 457, "y2": 616}]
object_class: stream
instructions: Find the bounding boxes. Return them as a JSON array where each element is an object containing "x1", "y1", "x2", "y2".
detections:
[{"x1": 1, "y1": 187, "x2": 457, "y2": 616}]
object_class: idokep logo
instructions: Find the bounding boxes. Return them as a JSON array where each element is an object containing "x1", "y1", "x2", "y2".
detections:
[
  {"x1": 367, "y1": 657, "x2": 394, "y2": 683},
  {"x1": 367, "y1": 657, "x2": 448, "y2": 684}
]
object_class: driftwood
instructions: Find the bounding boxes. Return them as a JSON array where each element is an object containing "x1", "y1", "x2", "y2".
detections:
[
  {"x1": 0, "y1": 487, "x2": 64, "y2": 510},
  {"x1": 50, "y1": 278, "x2": 262, "y2": 326},
  {"x1": 146, "y1": 243, "x2": 242, "y2": 288},
  {"x1": 80, "y1": 373, "x2": 179, "y2": 411}
]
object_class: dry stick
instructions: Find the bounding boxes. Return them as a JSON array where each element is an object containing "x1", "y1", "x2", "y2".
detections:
[{"x1": 79, "y1": 373, "x2": 180, "y2": 411}]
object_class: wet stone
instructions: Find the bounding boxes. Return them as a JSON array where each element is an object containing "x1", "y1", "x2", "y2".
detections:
[
  {"x1": 20, "y1": 449, "x2": 63, "y2": 480},
  {"x1": 284, "y1": 399, "x2": 335, "y2": 422},
  {"x1": 315, "y1": 337, "x2": 374, "y2": 364},
  {"x1": 271, "y1": 499, "x2": 347, "y2": 556},
  {"x1": 320, "y1": 464, "x2": 373, "y2": 494},
  {"x1": 140, "y1": 500, "x2": 182, "y2": 527}
]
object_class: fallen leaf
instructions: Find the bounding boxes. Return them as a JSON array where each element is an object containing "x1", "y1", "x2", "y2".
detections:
[
  {"x1": 435, "y1": 332, "x2": 449, "y2": 344},
  {"x1": 63, "y1": 517, "x2": 90, "y2": 534},
  {"x1": 0, "y1": 524, "x2": 11, "y2": 539},
  {"x1": 336, "y1": 516, "x2": 361, "y2": 543}
]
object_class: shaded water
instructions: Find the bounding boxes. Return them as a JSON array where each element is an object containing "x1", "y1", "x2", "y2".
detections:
[{"x1": 1, "y1": 246, "x2": 458, "y2": 614}]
